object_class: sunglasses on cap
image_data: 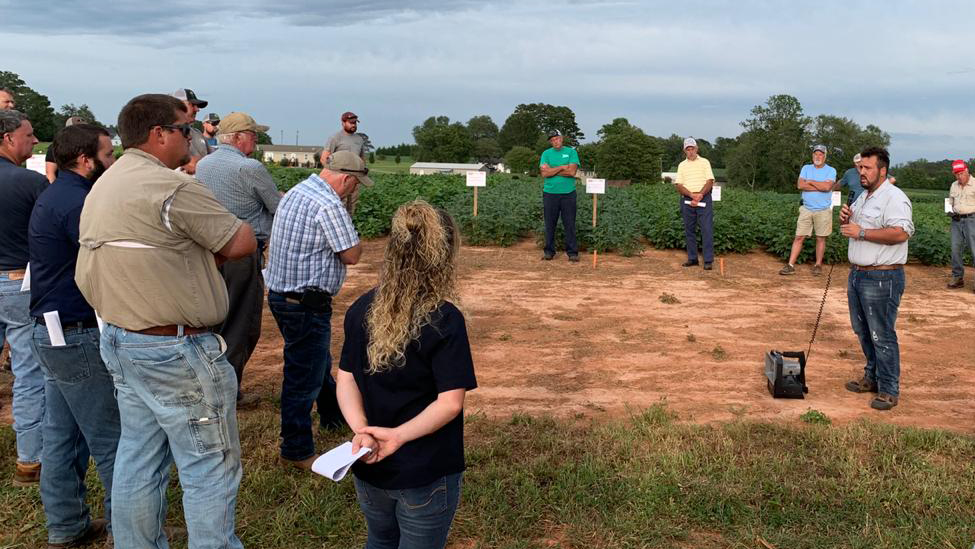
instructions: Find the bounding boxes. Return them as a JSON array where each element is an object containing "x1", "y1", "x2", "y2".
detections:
[{"x1": 159, "y1": 123, "x2": 192, "y2": 138}]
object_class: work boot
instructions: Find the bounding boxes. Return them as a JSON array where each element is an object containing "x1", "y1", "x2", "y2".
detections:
[
  {"x1": 681, "y1": 260, "x2": 699, "y2": 267},
  {"x1": 811, "y1": 264, "x2": 823, "y2": 276},
  {"x1": 703, "y1": 262, "x2": 713, "y2": 270},
  {"x1": 13, "y1": 461, "x2": 40, "y2": 486},
  {"x1": 541, "y1": 252, "x2": 554, "y2": 261},
  {"x1": 779, "y1": 264, "x2": 795, "y2": 275},
  {"x1": 870, "y1": 393, "x2": 898, "y2": 411},
  {"x1": 47, "y1": 519, "x2": 108, "y2": 548},
  {"x1": 568, "y1": 255, "x2": 580, "y2": 263},
  {"x1": 280, "y1": 454, "x2": 320, "y2": 471},
  {"x1": 845, "y1": 376, "x2": 877, "y2": 394},
  {"x1": 947, "y1": 277, "x2": 964, "y2": 289}
]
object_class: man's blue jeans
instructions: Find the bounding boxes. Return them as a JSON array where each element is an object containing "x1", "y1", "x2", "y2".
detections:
[
  {"x1": 30, "y1": 322, "x2": 119, "y2": 545},
  {"x1": 267, "y1": 291, "x2": 343, "y2": 461},
  {"x1": 99, "y1": 324, "x2": 243, "y2": 549},
  {"x1": 680, "y1": 195, "x2": 714, "y2": 263},
  {"x1": 950, "y1": 216, "x2": 975, "y2": 279},
  {"x1": 354, "y1": 473, "x2": 463, "y2": 549},
  {"x1": 0, "y1": 274, "x2": 44, "y2": 464},
  {"x1": 848, "y1": 268, "x2": 905, "y2": 397}
]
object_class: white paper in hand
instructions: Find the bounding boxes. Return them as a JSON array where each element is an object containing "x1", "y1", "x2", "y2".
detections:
[
  {"x1": 43, "y1": 311, "x2": 67, "y2": 347},
  {"x1": 311, "y1": 441, "x2": 372, "y2": 482},
  {"x1": 945, "y1": 198, "x2": 953, "y2": 214},
  {"x1": 683, "y1": 200, "x2": 707, "y2": 208},
  {"x1": 20, "y1": 263, "x2": 30, "y2": 292},
  {"x1": 712, "y1": 186, "x2": 722, "y2": 202},
  {"x1": 831, "y1": 191, "x2": 841, "y2": 208}
]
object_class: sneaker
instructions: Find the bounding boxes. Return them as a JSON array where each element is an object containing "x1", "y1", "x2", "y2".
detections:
[
  {"x1": 47, "y1": 518, "x2": 108, "y2": 548},
  {"x1": 703, "y1": 262, "x2": 713, "y2": 271},
  {"x1": 870, "y1": 393, "x2": 898, "y2": 411},
  {"x1": 13, "y1": 461, "x2": 40, "y2": 486},
  {"x1": 779, "y1": 264, "x2": 795, "y2": 275},
  {"x1": 568, "y1": 255, "x2": 580, "y2": 263},
  {"x1": 280, "y1": 454, "x2": 320, "y2": 471},
  {"x1": 947, "y1": 277, "x2": 963, "y2": 289},
  {"x1": 811, "y1": 265, "x2": 822, "y2": 276},
  {"x1": 681, "y1": 260, "x2": 699, "y2": 267},
  {"x1": 541, "y1": 252, "x2": 554, "y2": 261},
  {"x1": 845, "y1": 376, "x2": 878, "y2": 393}
]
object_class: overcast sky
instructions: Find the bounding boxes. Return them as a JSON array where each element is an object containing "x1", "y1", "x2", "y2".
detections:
[{"x1": 3, "y1": 0, "x2": 974, "y2": 163}]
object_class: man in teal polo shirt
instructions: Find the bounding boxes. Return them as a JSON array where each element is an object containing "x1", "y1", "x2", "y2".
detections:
[{"x1": 539, "y1": 130, "x2": 580, "y2": 261}]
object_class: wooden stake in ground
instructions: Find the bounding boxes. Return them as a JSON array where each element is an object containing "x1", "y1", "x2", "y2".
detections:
[
  {"x1": 466, "y1": 170, "x2": 486, "y2": 217},
  {"x1": 719, "y1": 257, "x2": 725, "y2": 276},
  {"x1": 585, "y1": 178, "x2": 606, "y2": 268}
]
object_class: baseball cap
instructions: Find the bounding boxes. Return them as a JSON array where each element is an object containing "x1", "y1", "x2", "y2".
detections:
[
  {"x1": 203, "y1": 113, "x2": 220, "y2": 125},
  {"x1": 952, "y1": 159, "x2": 967, "y2": 173},
  {"x1": 217, "y1": 112, "x2": 269, "y2": 135},
  {"x1": 326, "y1": 150, "x2": 374, "y2": 187},
  {"x1": 65, "y1": 116, "x2": 86, "y2": 127},
  {"x1": 548, "y1": 129, "x2": 562, "y2": 139},
  {"x1": 853, "y1": 153, "x2": 862, "y2": 163},
  {"x1": 171, "y1": 88, "x2": 208, "y2": 108},
  {"x1": 813, "y1": 144, "x2": 827, "y2": 154},
  {"x1": 683, "y1": 137, "x2": 697, "y2": 149},
  {"x1": 341, "y1": 111, "x2": 358, "y2": 122}
]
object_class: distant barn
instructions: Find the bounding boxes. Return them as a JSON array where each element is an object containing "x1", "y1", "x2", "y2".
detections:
[{"x1": 409, "y1": 162, "x2": 487, "y2": 175}]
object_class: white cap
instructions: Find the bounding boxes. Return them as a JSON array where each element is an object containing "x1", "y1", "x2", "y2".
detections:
[
  {"x1": 853, "y1": 153, "x2": 862, "y2": 163},
  {"x1": 683, "y1": 137, "x2": 697, "y2": 149}
]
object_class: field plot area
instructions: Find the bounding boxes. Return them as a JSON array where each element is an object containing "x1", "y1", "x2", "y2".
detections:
[{"x1": 241, "y1": 237, "x2": 975, "y2": 434}]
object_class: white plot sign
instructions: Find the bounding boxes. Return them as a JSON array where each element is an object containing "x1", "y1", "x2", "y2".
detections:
[
  {"x1": 712, "y1": 185, "x2": 722, "y2": 202},
  {"x1": 585, "y1": 178, "x2": 605, "y2": 194},
  {"x1": 465, "y1": 171, "x2": 486, "y2": 187},
  {"x1": 26, "y1": 154, "x2": 46, "y2": 176},
  {"x1": 831, "y1": 191, "x2": 842, "y2": 208}
]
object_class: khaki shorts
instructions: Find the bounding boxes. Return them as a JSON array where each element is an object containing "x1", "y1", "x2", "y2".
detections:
[{"x1": 795, "y1": 206, "x2": 832, "y2": 237}]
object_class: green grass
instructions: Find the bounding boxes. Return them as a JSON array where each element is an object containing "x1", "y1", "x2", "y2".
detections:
[
  {"x1": 3, "y1": 405, "x2": 973, "y2": 548},
  {"x1": 368, "y1": 155, "x2": 414, "y2": 175}
]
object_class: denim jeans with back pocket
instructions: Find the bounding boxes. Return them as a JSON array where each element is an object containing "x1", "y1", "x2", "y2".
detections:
[
  {"x1": 0, "y1": 274, "x2": 44, "y2": 463},
  {"x1": 353, "y1": 473, "x2": 463, "y2": 549}
]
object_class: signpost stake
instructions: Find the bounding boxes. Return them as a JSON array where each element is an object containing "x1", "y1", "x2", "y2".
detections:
[
  {"x1": 473, "y1": 187, "x2": 478, "y2": 217},
  {"x1": 592, "y1": 194, "x2": 598, "y2": 268},
  {"x1": 466, "y1": 171, "x2": 486, "y2": 217}
]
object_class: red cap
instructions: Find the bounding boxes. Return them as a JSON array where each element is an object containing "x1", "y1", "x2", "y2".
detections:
[
  {"x1": 341, "y1": 111, "x2": 358, "y2": 122},
  {"x1": 952, "y1": 159, "x2": 967, "y2": 173}
]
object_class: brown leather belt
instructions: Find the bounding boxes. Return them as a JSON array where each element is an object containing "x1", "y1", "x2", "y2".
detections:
[
  {"x1": 0, "y1": 269, "x2": 27, "y2": 280},
  {"x1": 853, "y1": 264, "x2": 903, "y2": 271},
  {"x1": 132, "y1": 325, "x2": 209, "y2": 336}
]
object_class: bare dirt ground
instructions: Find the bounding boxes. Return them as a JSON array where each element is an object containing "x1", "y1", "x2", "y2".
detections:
[{"x1": 2, "y1": 238, "x2": 973, "y2": 433}]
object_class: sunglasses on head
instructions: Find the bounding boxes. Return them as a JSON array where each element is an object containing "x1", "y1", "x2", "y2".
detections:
[{"x1": 159, "y1": 123, "x2": 192, "y2": 138}]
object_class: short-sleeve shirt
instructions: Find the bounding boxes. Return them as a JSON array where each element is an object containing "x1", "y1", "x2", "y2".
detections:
[
  {"x1": 325, "y1": 131, "x2": 366, "y2": 158},
  {"x1": 264, "y1": 174, "x2": 359, "y2": 295},
  {"x1": 675, "y1": 157, "x2": 715, "y2": 193},
  {"x1": 197, "y1": 145, "x2": 280, "y2": 241},
  {"x1": 75, "y1": 148, "x2": 242, "y2": 330},
  {"x1": 838, "y1": 167, "x2": 865, "y2": 202},
  {"x1": 847, "y1": 180, "x2": 914, "y2": 266},
  {"x1": 539, "y1": 146, "x2": 580, "y2": 194},
  {"x1": 341, "y1": 289, "x2": 477, "y2": 490},
  {"x1": 949, "y1": 180, "x2": 975, "y2": 215},
  {"x1": 189, "y1": 127, "x2": 209, "y2": 159},
  {"x1": 0, "y1": 156, "x2": 49, "y2": 270},
  {"x1": 29, "y1": 170, "x2": 96, "y2": 323},
  {"x1": 799, "y1": 163, "x2": 836, "y2": 211}
]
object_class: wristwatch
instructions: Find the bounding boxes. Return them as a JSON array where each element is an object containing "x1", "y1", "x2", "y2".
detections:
[{"x1": 857, "y1": 228, "x2": 866, "y2": 241}]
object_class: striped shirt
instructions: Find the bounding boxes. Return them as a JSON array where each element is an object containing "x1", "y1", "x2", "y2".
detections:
[
  {"x1": 265, "y1": 174, "x2": 359, "y2": 295},
  {"x1": 196, "y1": 145, "x2": 280, "y2": 241}
]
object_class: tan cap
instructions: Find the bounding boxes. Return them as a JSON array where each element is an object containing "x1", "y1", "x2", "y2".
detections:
[
  {"x1": 217, "y1": 112, "x2": 269, "y2": 135},
  {"x1": 65, "y1": 116, "x2": 86, "y2": 127},
  {"x1": 325, "y1": 150, "x2": 374, "y2": 187}
]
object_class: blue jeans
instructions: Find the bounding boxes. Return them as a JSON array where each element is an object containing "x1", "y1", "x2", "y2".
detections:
[
  {"x1": 354, "y1": 473, "x2": 463, "y2": 549},
  {"x1": 30, "y1": 322, "x2": 120, "y2": 545},
  {"x1": 0, "y1": 274, "x2": 44, "y2": 463},
  {"x1": 848, "y1": 268, "x2": 905, "y2": 397},
  {"x1": 543, "y1": 191, "x2": 578, "y2": 257},
  {"x1": 99, "y1": 324, "x2": 243, "y2": 549},
  {"x1": 680, "y1": 195, "x2": 714, "y2": 263},
  {"x1": 950, "y1": 216, "x2": 975, "y2": 278},
  {"x1": 267, "y1": 291, "x2": 343, "y2": 461}
]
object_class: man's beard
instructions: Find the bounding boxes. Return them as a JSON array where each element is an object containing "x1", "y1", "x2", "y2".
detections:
[{"x1": 90, "y1": 157, "x2": 108, "y2": 182}]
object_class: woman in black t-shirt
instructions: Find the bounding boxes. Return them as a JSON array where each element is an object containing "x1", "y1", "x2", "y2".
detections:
[{"x1": 337, "y1": 200, "x2": 477, "y2": 549}]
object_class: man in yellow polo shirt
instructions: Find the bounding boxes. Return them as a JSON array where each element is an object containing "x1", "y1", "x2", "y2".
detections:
[{"x1": 674, "y1": 137, "x2": 715, "y2": 269}]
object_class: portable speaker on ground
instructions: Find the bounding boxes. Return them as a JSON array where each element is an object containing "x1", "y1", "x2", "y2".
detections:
[{"x1": 764, "y1": 350, "x2": 808, "y2": 398}]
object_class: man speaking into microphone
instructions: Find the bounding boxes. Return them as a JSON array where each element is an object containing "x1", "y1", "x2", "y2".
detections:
[{"x1": 838, "y1": 147, "x2": 913, "y2": 411}]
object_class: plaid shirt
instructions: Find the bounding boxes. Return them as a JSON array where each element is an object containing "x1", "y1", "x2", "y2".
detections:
[
  {"x1": 196, "y1": 145, "x2": 281, "y2": 241},
  {"x1": 265, "y1": 174, "x2": 359, "y2": 295}
]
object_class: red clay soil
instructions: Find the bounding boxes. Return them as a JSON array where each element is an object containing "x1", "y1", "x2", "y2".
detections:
[{"x1": 3, "y1": 238, "x2": 973, "y2": 434}]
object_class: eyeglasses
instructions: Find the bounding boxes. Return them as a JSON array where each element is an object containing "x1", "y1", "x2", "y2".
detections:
[{"x1": 158, "y1": 124, "x2": 192, "y2": 138}]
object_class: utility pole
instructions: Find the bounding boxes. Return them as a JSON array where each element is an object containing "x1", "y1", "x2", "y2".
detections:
[
  {"x1": 295, "y1": 130, "x2": 299, "y2": 146},
  {"x1": 279, "y1": 129, "x2": 283, "y2": 145}
]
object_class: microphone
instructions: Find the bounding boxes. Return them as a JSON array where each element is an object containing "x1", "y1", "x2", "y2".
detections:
[{"x1": 846, "y1": 191, "x2": 855, "y2": 206}]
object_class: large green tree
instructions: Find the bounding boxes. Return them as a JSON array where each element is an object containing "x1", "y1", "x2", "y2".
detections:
[
  {"x1": 412, "y1": 116, "x2": 473, "y2": 163},
  {"x1": 513, "y1": 103, "x2": 584, "y2": 145},
  {"x1": 498, "y1": 111, "x2": 542, "y2": 153},
  {"x1": 809, "y1": 115, "x2": 890, "y2": 174},
  {"x1": 54, "y1": 103, "x2": 103, "y2": 128},
  {"x1": 467, "y1": 115, "x2": 499, "y2": 140},
  {"x1": 504, "y1": 145, "x2": 539, "y2": 176},
  {"x1": 726, "y1": 94, "x2": 810, "y2": 191},
  {"x1": 0, "y1": 71, "x2": 58, "y2": 141},
  {"x1": 590, "y1": 118, "x2": 662, "y2": 183}
]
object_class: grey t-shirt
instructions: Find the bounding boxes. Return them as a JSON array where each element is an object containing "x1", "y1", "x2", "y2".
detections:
[
  {"x1": 189, "y1": 127, "x2": 209, "y2": 159},
  {"x1": 325, "y1": 131, "x2": 367, "y2": 158}
]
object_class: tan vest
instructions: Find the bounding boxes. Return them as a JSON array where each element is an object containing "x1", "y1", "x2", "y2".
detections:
[{"x1": 76, "y1": 148, "x2": 242, "y2": 330}]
